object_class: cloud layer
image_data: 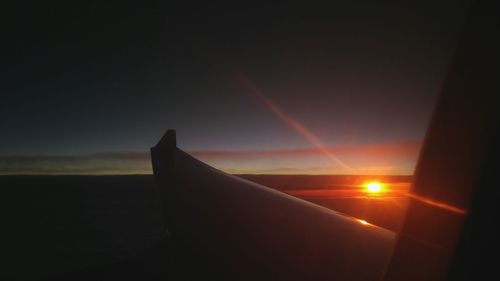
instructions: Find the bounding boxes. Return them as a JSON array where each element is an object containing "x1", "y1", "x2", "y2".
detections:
[
  {"x1": 0, "y1": 141, "x2": 420, "y2": 175},
  {"x1": 0, "y1": 153, "x2": 152, "y2": 175}
]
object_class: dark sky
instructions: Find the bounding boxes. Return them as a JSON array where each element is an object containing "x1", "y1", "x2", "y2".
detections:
[{"x1": 1, "y1": 1, "x2": 468, "y2": 174}]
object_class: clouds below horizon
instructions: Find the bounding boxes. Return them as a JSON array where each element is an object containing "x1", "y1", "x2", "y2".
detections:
[
  {"x1": 0, "y1": 141, "x2": 421, "y2": 175},
  {"x1": 0, "y1": 153, "x2": 152, "y2": 175}
]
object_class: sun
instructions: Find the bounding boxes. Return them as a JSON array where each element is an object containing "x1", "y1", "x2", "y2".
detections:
[
  {"x1": 367, "y1": 182, "x2": 382, "y2": 193},
  {"x1": 364, "y1": 181, "x2": 383, "y2": 195}
]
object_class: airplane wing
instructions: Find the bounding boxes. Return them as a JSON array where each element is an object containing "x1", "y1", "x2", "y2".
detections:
[{"x1": 151, "y1": 130, "x2": 394, "y2": 280}]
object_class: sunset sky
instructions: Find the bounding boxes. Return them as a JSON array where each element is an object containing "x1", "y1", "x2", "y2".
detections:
[{"x1": 1, "y1": 1, "x2": 467, "y2": 175}]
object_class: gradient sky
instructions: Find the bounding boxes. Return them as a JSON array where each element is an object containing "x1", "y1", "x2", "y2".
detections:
[{"x1": 1, "y1": 1, "x2": 468, "y2": 175}]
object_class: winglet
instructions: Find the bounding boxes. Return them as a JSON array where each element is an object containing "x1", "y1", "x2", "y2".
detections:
[
  {"x1": 156, "y1": 129, "x2": 177, "y2": 150},
  {"x1": 151, "y1": 129, "x2": 177, "y2": 178},
  {"x1": 150, "y1": 129, "x2": 177, "y2": 235}
]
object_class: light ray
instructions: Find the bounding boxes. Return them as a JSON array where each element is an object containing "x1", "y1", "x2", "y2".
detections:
[
  {"x1": 407, "y1": 192, "x2": 467, "y2": 215},
  {"x1": 238, "y1": 74, "x2": 353, "y2": 173}
]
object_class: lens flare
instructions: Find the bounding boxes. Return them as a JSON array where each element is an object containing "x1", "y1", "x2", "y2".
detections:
[{"x1": 237, "y1": 73, "x2": 353, "y2": 173}]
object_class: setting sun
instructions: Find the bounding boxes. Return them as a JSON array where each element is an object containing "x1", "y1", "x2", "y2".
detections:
[
  {"x1": 367, "y1": 182, "x2": 382, "y2": 193},
  {"x1": 364, "y1": 181, "x2": 384, "y2": 195}
]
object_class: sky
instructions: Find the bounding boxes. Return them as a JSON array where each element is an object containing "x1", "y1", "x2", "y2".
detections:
[{"x1": 1, "y1": 1, "x2": 468, "y2": 175}]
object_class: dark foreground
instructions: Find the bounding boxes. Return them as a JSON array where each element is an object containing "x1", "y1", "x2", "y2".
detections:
[
  {"x1": 3, "y1": 176, "x2": 167, "y2": 280},
  {"x1": 3, "y1": 175, "x2": 409, "y2": 280}
]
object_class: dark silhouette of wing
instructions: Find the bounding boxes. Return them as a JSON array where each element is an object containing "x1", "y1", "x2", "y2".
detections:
[{"x1": 151, "y1": 130, "x2": 394, "y2": 281}]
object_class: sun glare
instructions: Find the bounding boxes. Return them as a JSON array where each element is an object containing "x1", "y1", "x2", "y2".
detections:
[
  {"x1": 367, "y1": 182, "x2": 382, "y2": 193},
  {"x1": 357, "y1": 219, "x2": 370, "y2": 226},
  {"x1": 364, "y1": 181, "x2": 384, "y2": 195}
]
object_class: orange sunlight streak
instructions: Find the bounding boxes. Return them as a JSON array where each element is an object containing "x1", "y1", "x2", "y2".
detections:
[
  {"x1": 407, "y1": 192, "x2": 468, "y2": 215},
  {"x1": 238, "y1": 74, "x2": 353, "y2": 173}
]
